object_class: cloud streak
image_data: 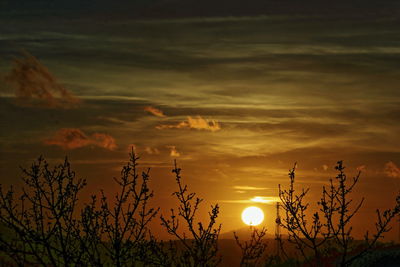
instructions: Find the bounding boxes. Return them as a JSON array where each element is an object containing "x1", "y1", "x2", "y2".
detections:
[
  {"x1": 233, "y1": 186, "x2": 269, "y2": 191},
  {"x1": 144, "y1": 106, "x2": 166, "y2": 117},
  {"x1": 219, "y1": 196, "x2": 279, "y2": 205},
  {"x1": 384, "y1": 161, "x2": 400, "y2": 178},
  {"x1": 44, "y1": 128, "x2": 117, "y2": 150},
  {"x1": 4, "y1": 52, "x2": 80, "y2": 108},
  {"x1": 145, "y1": 146, "x2": 160, "y2": 155},
  {"x1": 250, "y1": 196, "x2": 280, "y2": 204},
  {"x1": 157, "y1": 116, "x2": 221, "y2": 132}
]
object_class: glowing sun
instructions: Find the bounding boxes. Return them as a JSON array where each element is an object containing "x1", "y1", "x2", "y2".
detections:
[{"x1": 241, "y1": 206, "x2": 264, "y2": 226}]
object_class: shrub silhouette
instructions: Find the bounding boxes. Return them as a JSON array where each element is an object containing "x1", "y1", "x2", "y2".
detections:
[
  {"x1": 233, "y1": 226, "x2": 268, "y2": 267},
  {"x1": 278, "y1": 162, "x2": 329, "y2": 266},
  {"x1": 279, "y1": 161, "x2": 400, "y2": 267},
  {"x1": 1, "y1": 156, "x2": 400, "y2": 267},
  {"x1": 79, "y1": 150, "x2": 159, "y2": 266},
  {"x1": 0, "y1": 156, "x2": 86, "y2": 266},
  {"x1": 160, "y1": 160, "x2": 221, "y2": 267},
  {"x1": 0, "y1": 151, "x2": 160, "y2": 266}
]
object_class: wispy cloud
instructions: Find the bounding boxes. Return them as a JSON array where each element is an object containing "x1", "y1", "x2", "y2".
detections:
[
  {"x1": 156, "y1": 116, "x2": 221, "y2": 132},
  {"x1": 4, "y1": 51, "x2": 80, "y2": 108},
  {"x1": 219, "y1": 196, "x2": 279, "y2": 205},
  {"x1": 44, "y1": 128, "x2": 117, "y2": 150},
  {"x1": 384, "y1": 161, "x2": 400, "y2": 178},
  {"x1": 250, "y1": 196, "x2": 280, "y2": 204},
  {"x1": 144, "y1": 106, "x2": 166, "y2": 117},
  {"x1": 167, "y1": 145, "x2": 180, "y2": 157},
  {"x1": 156, "y1": 121, "x2": 187, "y2": 130},
  {"x1": 233, "y1": 186, "x2": 269, "y2": 191},
  {"x1": 145, "y1": 146, "x2": 160, "y2": 155}
]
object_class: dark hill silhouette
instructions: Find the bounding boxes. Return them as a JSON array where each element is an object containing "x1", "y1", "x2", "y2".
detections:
[{"x1": 219, "y1": 226, "x2": 277, "y2": 240}]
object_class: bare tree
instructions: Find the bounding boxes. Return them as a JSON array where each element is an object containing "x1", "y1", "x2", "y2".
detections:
[
  {"x1": 0, "y1": 156, "x2": 86, "y2": 266},
  {"x1": 345, "y1": 196, "x2": 400, "y2": 266},
  {"x1": 233, "y1": 226, "x2": 268, "y2": 267},
  {"x1": 279, "y1": 161, "x2": 400, "y2": 267},
  {"x1": 80, "y1": 149, "x2": 159, "y2": 267},
  {"x1": 319, "y1": 161, "x2": 363, "y2": 266},
  {"x1": 278, "y1": 163, "x2": 330, "y2": 266},
  {"x1": 160, "y1": 160, "x2": 221, "y2": 267},
  {"x1": 0, "y1": 150, "x2": 161, "y2": 267},
  {"x1": 77, "y1": 195, "x2": 104, "y2": 266}
]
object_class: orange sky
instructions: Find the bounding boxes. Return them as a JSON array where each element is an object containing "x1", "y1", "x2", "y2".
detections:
[{"x1": 1, "y1": 5, "x2": 400, "y2": 241}]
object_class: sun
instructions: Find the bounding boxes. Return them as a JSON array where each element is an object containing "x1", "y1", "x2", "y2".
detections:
[{"x1": 241, "y1": 206, "x2": 264, "y2": 226}]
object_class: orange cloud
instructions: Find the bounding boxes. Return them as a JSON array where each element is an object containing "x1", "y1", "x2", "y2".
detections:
[
  {"x1": 91, "y1": 133, "x2": 118, "y2": 151},
  {"x1": 44, "y1": 128, "x2": 117, "y2": 150},
  {"x1": 4, "y1": 51, "x2": 80, "y2": 108},
  {"x1": 187, "y1": 116, "x2": 220, "y2": 131},
  {"x1": 167, "y1": 146, "x2": 180, "y2": 157},
  {"x1": 145, "y1": 147, "x2": 160, "y2": 155},
  {"x1": 156, "y1": 116, "x2": 220, "y2": 132},
  {"x1": 384, "y1": 161, "x2": 400, "y2": 178},
  {"x1": 144, "y1": 106, "x2": 166, "y2": 117},
  {"x1": 233, "y1": 186, "x2": 269, "y2": 191},
  {"x1": 156, "y1": 121, "x2": 188, "y2": 130},
  {"x1": 219, "y1": 196, "x2": 279, "y2": 205},
  {"x1": 250, "y1": 196, "x2": 280, "y2": 204}
]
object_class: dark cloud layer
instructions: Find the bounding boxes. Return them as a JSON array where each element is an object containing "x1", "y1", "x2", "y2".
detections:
[
  {"x1": 3, "y1": 52, "x2": 80, "y2": 108},
  {"x1": 2, "y1": 0, "x2": 399, "y2": 19}
]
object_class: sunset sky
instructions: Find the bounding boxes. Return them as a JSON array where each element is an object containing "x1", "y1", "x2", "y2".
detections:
[{"x1": 1, "y1": 0, "x2": 400, "y2": 240}]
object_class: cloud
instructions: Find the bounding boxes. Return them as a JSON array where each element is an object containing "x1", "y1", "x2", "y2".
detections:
[
  {"x1": 187, "y1": 116, "x2": 221, "y2": 131},
  {"x1": 44, "y1": 128, "x2": 117, "y2": 150},
  {"x1": 91, "y1": 133, "x2": 117, "y2": 151},
  {"x1": 167, "y1": 146, "x2": 180, "y2": 157},
  {"x1": 233, "y1": 186, "x2": 269, "y2": 191},
  {"x1": 156, "y1": 121, "x2": 188, "y2": 130},
  {"x1": 156, "y1": 116, "x2": 220, "y2": 132},
  {"x1": 4, "y1": 51, "x2": 80, "y2": 108},
  {"x1": 219, "y1": 196, "x2": 279, "y2": 205},
  {"x1": 384, "y1": 161, "x2": 400, "y2": 178},
  {"x1": 144, "y1": 106, "x2": 166, "y2": 117},
  {"x1": 250, "y1": 196, "x2": 280, "y2": 204},
  {"x1": 145, "y1": 146, "x2": 160, "y2": 155}
]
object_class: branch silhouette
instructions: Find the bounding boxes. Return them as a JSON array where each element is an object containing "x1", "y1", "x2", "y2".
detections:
[
  {"x1": 233, "y1": 226, "x2": 268, "y2": 267},
  {"x1": 160, "y1": 160, "x2": 221, "y2": 267}
]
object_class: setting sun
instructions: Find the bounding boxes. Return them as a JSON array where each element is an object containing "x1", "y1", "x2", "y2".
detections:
[{"x1": 241, "y1": 206, "x2": 264, "y2": 226}]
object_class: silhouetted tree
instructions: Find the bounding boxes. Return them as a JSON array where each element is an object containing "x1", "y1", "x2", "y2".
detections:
[
  {"x1": 345, "y1": 196, "x2": 400, "y2": 265},
  {"x1": 279, "y1": 161, "x2": 400, "y2": 267},
  {"x1": 2, "y1": 154, "x2": 399, "y2": 267},
  {"x1": 233, "y1": 226, "x2": 268, "y2": 267},
  {"x1": 0, "y1": 156, "x2": 86, "y2": 266},
  {"x1": 0, "y1": 150, "x2": 161, "y2": 267},
  {"x1": 320, "y1": 161, "x2": 400, "y2": 266},
  {"x1": 160, "y1": 160, "x2": 221, "y2": 267},
  {"x1": 319, "y1": 161, "x2": 363, "y2": 266},
  {"x1": 78, "y1": 149, "x2": 160, "y2": 267},
  {"x1": 278, "y1": 163, "x2": 330, "y2": 266}
]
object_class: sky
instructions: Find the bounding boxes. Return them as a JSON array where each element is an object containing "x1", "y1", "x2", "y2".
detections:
[{"x1": 1, "y1": 0, "x2": 400, "y2": 240}]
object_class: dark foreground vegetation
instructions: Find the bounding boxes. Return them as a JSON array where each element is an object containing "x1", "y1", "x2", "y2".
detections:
[{"x1": 0, "y1": 150, "x2": 399, "y2": 266}]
